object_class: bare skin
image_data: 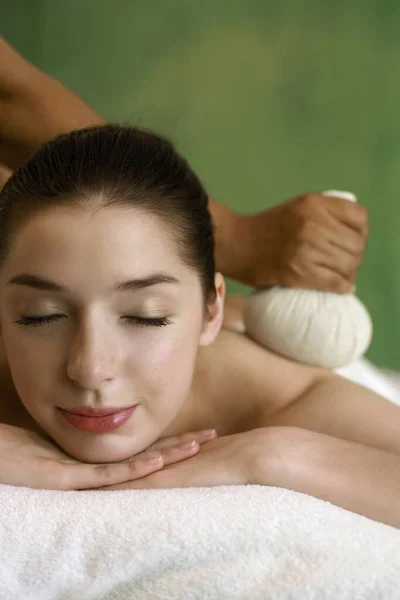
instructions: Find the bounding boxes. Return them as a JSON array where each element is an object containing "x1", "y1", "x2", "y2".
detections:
[
  {"x1": 1, "y1": 294, "x2": 400, "y2": 463},
  {"x1": 0, "y1": 215, "x2": 399, "y2": 526},
  {"x1": 2, "y1": 40, "x2": 400, "y2": 527},
  {"x1": 0, "y1": 297, "x2": 263, "y2": 437}
]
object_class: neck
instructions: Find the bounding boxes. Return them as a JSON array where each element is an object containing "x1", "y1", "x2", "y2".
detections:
[{"x1": 162, "y1": 342, "x2": 235, "y2": 438}]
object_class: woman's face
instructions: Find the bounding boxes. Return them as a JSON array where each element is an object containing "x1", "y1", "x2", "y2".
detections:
[{"x1": 0, "y1": 204, "x2": 223, "y2": 463}]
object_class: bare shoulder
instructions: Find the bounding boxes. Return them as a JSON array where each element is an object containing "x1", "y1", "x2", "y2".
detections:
[{"x1": 195, "y1": 329, "x2": 330, "y2": 431}]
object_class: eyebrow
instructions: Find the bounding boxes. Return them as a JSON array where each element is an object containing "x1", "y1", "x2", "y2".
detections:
[{"x1": 7, "y1": 273, "x2": 179, "y2": 293}]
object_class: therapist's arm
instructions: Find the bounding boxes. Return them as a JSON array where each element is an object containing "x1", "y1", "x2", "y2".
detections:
[
  {"x1": 0, "y1": 38, "x2": 255, "y2": 285},
  {"x1": 0, "y1": 37, "x2": 104, "y2": 169},
  {"x1": 0, "y1": 37, "x2": 367, "y2": 293}
]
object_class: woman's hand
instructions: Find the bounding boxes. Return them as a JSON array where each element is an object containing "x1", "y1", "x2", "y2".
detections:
[
  {"x1": 0, "y1": 423, "x2": 217, "y2": 490},
  {"x1": 232, "y1": 192, "x2": 369, "y2": 293},
  {"x1": 98, "y1": 426, "x2": 291, "y2": 490}
]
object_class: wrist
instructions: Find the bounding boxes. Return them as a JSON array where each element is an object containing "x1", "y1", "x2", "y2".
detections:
[
  {"x1": 261, "y1": 426, "x2": 315, "y2": 488},
  {"x1": 209, "y1": 198, "x2": 244, "y2": 280},
  {"x1": 229, "y1": 212, "x2": 255, "y2": 285},
  {"x1": 228, "y1": 212, "x2": 277, "y2": 288},
  {"x1": 215, "y1": 211, "x2": 255, "y2": 285},
  {"x1": 249, "y1": 426, "x2": 307, "y2": 487},
  {"x1": 217, "y1": 208, "x2": 283, "y2": 288}
]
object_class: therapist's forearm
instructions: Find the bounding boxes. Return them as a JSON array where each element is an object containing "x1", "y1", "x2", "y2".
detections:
[
  {"x1": 0, "y1": 38, "x2": 246, "y2": 281},
  {"x1": 0, "y1": 38, "x2": 104, "y2": 169},
  {"x1": 208, "y1": 197, "x2": 249, "y2": 282},
  {"x1": 280, "y1": 429, "x2": 400, "y2": 529}
]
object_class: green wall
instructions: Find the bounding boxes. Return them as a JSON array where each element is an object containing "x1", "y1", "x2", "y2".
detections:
[{"x1": 3, "y1": 1, "x2": 400, "y2": 368}]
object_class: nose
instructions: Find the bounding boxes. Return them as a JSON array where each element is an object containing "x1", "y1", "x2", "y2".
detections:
[{"x1": 67, "y1": 319, "x2": 120, "y2": 391}]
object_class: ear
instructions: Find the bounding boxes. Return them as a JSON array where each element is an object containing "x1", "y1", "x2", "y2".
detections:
[{"x1": 199, "y1": 273, "x2": 225, "y2": 346}]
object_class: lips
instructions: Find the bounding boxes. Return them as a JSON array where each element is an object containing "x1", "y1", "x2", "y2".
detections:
[
  {"x1": 61, "y1": 405, "x2": 134, "y2": 417},
  {"x1": 57, "y1": 405, "x2": 138, "y2": 433}
]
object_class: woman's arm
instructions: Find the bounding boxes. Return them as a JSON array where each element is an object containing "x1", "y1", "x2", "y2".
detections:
[
  {"x1": 92, "y1": 422, "x2": 400, "y2": 529},
  {"x1": 213, "y1": 330, "x2": 400, "y2": 457},
  {"x1": 267, "y1": 372, "x2": 400, "y2": 458},
  {"x1": 276, "y1": 427, "x2": 400, "y2": 529}
]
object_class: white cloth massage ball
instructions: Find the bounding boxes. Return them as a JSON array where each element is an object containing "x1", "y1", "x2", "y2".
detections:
[{"x1": 243, "y1": 191, "x2": 373, "y2": 369}]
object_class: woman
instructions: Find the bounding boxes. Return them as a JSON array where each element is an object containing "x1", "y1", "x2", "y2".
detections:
[{"x1": 0, "y1": 124, "x2": 399, "y2": 529}]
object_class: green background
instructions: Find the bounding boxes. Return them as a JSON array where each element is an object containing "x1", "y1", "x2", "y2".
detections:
[{"x1": 3, "y1": 1, "x2": 400, "y2": 368}]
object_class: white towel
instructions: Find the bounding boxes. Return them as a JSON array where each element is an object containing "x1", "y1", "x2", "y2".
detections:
[{"x1": 1, "y1": 358, "x2": 400, "y2": 599}]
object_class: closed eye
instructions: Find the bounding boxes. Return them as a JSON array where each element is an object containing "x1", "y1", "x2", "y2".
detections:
[
  {"x1": 13, "y1": 315, "x2": 172, "y2": 327},
  {"x1": 14, "y1": 314, "x2": 65, "y2": 327},
  {"x1": 122, "y1": 316, "x2": 172, "y2": 327}
]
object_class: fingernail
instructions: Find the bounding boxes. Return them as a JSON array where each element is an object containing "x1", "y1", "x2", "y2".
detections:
[
  {"x1": 180, "y1": 441, "x2": 198, "y2": 450},
  {"x1": 199, "y1": 429, "x2": 216, "y2": 435},
  {"x1": 146, "y1": 456, "x2": 162, "y2": 464}
]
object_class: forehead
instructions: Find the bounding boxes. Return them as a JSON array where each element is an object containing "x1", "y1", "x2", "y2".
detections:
[{"x1": 1, "y1": 204, "x2": 192, "y2": 291}]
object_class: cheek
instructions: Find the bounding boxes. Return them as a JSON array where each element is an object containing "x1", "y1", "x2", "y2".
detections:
[
  {"x1": 1, "y1": 315, "x2": 203, "y2": 419},
  {"x1": 134, "y1": 322, "x2": 201, "y2": 398},
  {"x1": 1, "y1": 328, "x2": 59, "y2": 409}
]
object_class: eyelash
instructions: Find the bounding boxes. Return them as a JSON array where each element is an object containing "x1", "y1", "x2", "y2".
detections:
[{"x1": 13, "y1": 315, "x2": 172, "y2": 328}]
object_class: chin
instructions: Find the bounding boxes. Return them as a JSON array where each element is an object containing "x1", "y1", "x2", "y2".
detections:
[
  {"x1": 62, "y1": 440, "x2": 137, "y2": 464},
  {"x1": 54, "y1": 428, "x2": 155, "y2": 464},
  {"x1": 37, "y1": 405, "x2": 160, "y2": 463}
]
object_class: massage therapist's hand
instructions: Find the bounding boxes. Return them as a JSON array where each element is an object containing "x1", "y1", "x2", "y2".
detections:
[
  {"x1": 98, "y1": 427, "x2": 290, "y2": 490},
  {"x1": 0, "y1": 423, "x2": 217, "y2": 490},
  {"x1": 234, "y1": 192, "x2": 369, "y2": 293}
]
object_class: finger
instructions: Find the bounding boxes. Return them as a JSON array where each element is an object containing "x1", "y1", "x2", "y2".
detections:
[
  {"x1": 322, "y1": 219, "x2": 367, "y2": 258},
  {"x1": 323, "y1": 196, "x2": 369, "y2": 236},
  {"x1": 157, "y1": 440, "x2": 200, "y2": 466},
  {"x1": 113, "y1": 433, "x2": 213, "y2": 466},
  {"x1": 100, "y1": 460, "x2": 204, "y2": 490},
  {"x1": 292, "y1": 239, "x2": 361, "y2": 283},
  {"x1": 111, "y1": 452, "x2": 236, "y2": 490},
  {"x1": 307, "y1": 266, "x2": 356, "y2": 294},
  {"x1": 95, "y1": 444, "x2": 205, "y2": 490},
  {"x1": 100, "y1": 470, "x2": 175, "y2": 490},
  {"x1": 148, "y1": 429, "x2": 217, "y2": 451},
  {"x1": 55, "y1": 455, "x2": 167, "y2": 490},
  {"x1": 317, "y1": 247, "x2": 361, "y2": 282},
  {"x1": 125, "y1": 440, "x2": 201, "y2": 466},
  {"x1": 283, "y1": 265, "x2": 354, "y2": 294},
  {"x1": 294, "y1": 219, "x2": 365, "y2": 263}
]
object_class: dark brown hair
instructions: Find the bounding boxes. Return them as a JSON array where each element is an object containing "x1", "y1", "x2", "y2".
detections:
[{"x1": 0, "y1": 124, "x2": 216, "y2": 302}]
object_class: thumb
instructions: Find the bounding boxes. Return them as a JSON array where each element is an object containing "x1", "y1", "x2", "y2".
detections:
[{"x1": 313, "y1": 268, "x2": 356, "y2": 294}]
